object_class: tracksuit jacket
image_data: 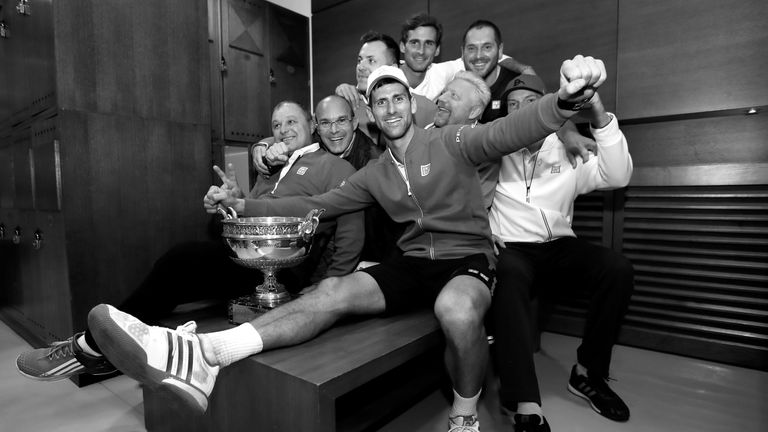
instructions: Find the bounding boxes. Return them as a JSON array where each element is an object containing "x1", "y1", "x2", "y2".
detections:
[{"x1": 244, "y1": 93, "x2": 574, "y2": 264}]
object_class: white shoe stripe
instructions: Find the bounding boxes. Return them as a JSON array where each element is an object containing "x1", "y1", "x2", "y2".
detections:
[
  {"x1": 56, "y1": 363, "x2": 84, "y2": 376},
  {"x1": 48, "y1": 358, "x2": 79, "y2": 375}
]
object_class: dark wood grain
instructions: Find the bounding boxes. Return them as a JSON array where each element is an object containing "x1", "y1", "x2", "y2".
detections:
[
  {"x1": 144, "y1": 310, "x2": 444, "y2": 431},
  {"x1": 616, "y1": 0, "x2": 768, "y2": 119}
]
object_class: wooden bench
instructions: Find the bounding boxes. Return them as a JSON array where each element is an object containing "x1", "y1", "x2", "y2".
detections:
[{"x1": 143, "y1": 309, "x2": 445, "y2": 432}]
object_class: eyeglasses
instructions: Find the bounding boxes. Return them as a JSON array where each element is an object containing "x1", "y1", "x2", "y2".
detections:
[{"x1": 317, "y1": 116, "x2": 351, "y2": 130}]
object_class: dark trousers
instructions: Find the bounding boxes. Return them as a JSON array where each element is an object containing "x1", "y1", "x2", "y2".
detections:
[{"x1": 491, "y1": 236, "x2": 634, "y2": 408}]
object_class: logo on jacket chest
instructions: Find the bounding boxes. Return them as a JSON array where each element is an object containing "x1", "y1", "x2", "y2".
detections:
[
  {"x1": 550, "y1": 164, "x2": 560, "y2": 174},
  {"x1": 296, "y1": 167, "x2": 308, "y2": 175},
  {"x1": 420, "y1": 163, "x2": 431, "y2": 176}
]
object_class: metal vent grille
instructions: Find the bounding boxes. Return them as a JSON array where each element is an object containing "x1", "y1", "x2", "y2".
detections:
[
  {"x1": 619, "y1": 185, "x2": 768, "y2": 369},
  {"x1": 545, "y1": 185, "x2": 768, "y2": 370}
]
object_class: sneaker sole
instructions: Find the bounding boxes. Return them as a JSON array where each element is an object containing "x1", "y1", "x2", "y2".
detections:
[{"x1": 88, "y1": 305, "x2": 205, "y2": 414}]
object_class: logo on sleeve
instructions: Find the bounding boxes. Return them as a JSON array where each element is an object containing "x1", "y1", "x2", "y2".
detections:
[
  {"x1": 296, "y1": 167, "x2": 308, "y2": 175},
  {"x1": 421, "y1": 163, "x2": 431, "y2": 176},
  {"x1": 491, "y1": 100, "x2": 501, "y2": 110},
  {"x1": 551, "y1": 165, "x2": 560, "y2": 174}
]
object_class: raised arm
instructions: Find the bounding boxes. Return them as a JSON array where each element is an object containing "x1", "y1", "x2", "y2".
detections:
[
  {"x1": 575, "y1": 92, "x2": 633, "y2": 193},
  {"x1": 454, "y1": 55, "x2": 607, "y2": 164}
]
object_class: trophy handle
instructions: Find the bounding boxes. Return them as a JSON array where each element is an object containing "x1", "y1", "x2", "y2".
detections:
[
  {"x1": 300, "y1": 208, "x2": 325, "y2": 241},
  {"x1": 217, "y1": 205, "x2": 238, "y2": 220}
]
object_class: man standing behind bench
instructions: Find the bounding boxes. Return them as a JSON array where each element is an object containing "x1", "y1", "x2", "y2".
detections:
[{"x1": 86, "y1": 56, "x2": 607, "y2": 431}]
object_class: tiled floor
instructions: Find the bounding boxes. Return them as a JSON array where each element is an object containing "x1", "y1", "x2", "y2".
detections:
[
  {"x1": 0, "y1": 321, "x2": 145, "y2": 432},
  {"x1": 1, "y1": 318, "x2": 766, "y2": 432}
]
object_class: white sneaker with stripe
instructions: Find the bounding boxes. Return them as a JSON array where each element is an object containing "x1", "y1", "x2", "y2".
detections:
[{"x1": 88, "y1": 304, "x2": 220, "y2": 413}]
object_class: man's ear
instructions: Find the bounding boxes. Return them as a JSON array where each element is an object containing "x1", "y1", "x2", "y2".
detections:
[
  {"x1": 351, "y1": 114, "x2": 359, "y2": 130},
  {"x1": 366, "y1": 105, "x2": 374, "y2": 123},
  {"x1": 434, "y1": 45, "x2": 441, "y2": 58},
  {"x1": 498, "y1": 42, "x2": 504, "y2": 58},
  {"x1": 411, "y1": 95, "x2": 418, "y2": 115},
  {"x1": 309, "y1": 119, "x2": 316, "y2": 135},
  {"x1": 469, "y1": 104, "x2": 483, "y2": 120},
  {"x1": 399, "y1": 41, "x2": 406, "y2": 54}
]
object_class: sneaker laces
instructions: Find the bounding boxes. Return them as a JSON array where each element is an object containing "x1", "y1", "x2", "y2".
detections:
[
  {"x1": 175, "y1": 321, "x2": 198, "y2": 334},
  {"x1": 46, "y1": 338, "x2": 76, "y2": 360},
  {"x1": 449, "y1": 414, "x2": 479, "y2": 432}
]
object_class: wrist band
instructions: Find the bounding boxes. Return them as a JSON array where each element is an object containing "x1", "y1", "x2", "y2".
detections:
[{"x1": 557, "y1": 96, "x2": 592, "y2": 111}]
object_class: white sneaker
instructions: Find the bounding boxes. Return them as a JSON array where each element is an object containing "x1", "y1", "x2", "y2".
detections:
[
  {"x1": 448, "y1": 414, "x2": 480, "y2": 431},
  {"x1": 88, "y1": 304, "x2": 219, "y2": 413}
]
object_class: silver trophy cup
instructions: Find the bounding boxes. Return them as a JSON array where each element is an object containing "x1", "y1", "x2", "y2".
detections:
[{"x1": 219, "y1": 207, "x2": 324, "y2": 324}]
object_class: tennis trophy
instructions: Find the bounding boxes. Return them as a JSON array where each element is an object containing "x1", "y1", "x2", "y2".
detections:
[{"x1": 219, "y1": 207, "x2": 324, "y2": 324}]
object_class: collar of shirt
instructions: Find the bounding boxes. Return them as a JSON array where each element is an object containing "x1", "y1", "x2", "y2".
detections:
[{"x1": 271, "y1": 143, "x2": 321, "y2": 194}]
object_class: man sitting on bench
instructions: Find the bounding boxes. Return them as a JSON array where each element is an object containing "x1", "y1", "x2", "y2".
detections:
[{"x1": 85, "y1": 55, "x2": 607, "y2": 432}]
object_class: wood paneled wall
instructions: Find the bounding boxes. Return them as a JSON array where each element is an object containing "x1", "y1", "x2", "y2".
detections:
[
  {"x1": 616, "y1": 0, "x2": 768, "y2": 119},
  {"x1": 311, "y1": 0, "x2": 427, "y2": 100}
]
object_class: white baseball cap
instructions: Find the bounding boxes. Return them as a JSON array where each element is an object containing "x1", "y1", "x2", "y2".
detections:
[{"x1": 365, "y1": 65, "x2": 411, "y2": 99}]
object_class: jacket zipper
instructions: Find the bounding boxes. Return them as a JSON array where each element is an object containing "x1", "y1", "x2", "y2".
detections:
[{"x1": 398, "y1": 160, "x2": 435, "y2": 259}]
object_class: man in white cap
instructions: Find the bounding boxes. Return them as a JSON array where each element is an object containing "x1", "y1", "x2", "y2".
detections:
[
  {"x1": 490, "y1": 74, "x2": 634, "y2": 431},
  {"x1": 84, "y1": 55, "x2": 608, "y2": 432}
]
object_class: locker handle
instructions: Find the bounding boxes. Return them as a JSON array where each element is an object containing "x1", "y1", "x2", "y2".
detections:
[{"x1": 32, "y1": 229, "x2": 44, "y2": 250}]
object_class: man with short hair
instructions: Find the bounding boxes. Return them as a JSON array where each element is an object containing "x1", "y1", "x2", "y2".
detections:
[
  {"x1": 337, "y1": 31, "x2": 437, "y2": 141},
  {"x1": 491, "y1": 74, "x2": 634, "y2": 431},
  {"x1": 84, "y1": 56, "x2": 606, "y2": 432},
  {"x1": 429, "y1": 70, "x2": 498, "y2": 209},
  {"x1": 16, "y1": 101, "x2": 363, "y2": 383},
  {"x1": 313, "y1": 95, "x2": 400, "y2": 263},
  {"x1": 461, "y1": 19, "x2": 522, "y2": 123}
]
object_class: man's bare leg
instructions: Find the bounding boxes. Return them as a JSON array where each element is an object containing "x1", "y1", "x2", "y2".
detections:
[
  {"x1": 434, "y1": 275, "x2": 491, "y2": 427},
  {"x1": 199, "y1": 271, "x2": 385, "y2": 361}
]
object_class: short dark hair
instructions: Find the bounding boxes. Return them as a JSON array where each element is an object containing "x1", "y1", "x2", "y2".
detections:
[
  {"x1": 462, "y1": 19, "x2": 502, "y2": 47},
  {"x1": 400, "y1": 13, "x2": 443, "y2": 47},
  {"x1": 360, "y1": 31, "x2": 400, "y2": 64}
]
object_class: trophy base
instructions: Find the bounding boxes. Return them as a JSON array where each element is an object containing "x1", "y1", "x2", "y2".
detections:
[{"x1": 227, "y1": 292, "x2": 293, "y2": 325}]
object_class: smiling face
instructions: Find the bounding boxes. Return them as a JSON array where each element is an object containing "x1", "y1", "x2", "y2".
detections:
[
  {"x1": 368, "y1": 82, "x2": 415, "y2": 141},
  {"x1": 400, "y1": 26, "x2": 440, "y2": 73},
  {"x1": 315, "y1": 96, "x2": 358, "y2": 154},
  {"x1": 356, "y1": 41, "x2": 393, "y2": 92},
  {"x1": 434, "y1": 78, "x2": 481, "y2": 128},
  {"x1": 462, "y1": 26, "x2": 502, "y2": 80},
  {"x1": 271, "y1": 102, "x2": 313, "y2": 149}
]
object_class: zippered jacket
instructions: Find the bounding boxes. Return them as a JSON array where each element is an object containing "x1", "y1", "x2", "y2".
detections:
[
  {"x1": 244, "y1": 93, "x2": 572, "y2": 263},
  {"x1": 489, "y1": 114, "x2": 632, "y2": 243}
]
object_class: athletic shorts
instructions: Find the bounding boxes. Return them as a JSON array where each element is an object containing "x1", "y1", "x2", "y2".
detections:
[{"x1": 360, "y1": 253, "x2": 495, "y2": 314}]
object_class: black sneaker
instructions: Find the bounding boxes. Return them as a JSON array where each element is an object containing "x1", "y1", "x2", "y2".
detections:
[
  {"x1": 513, "y1": 414, "x2": 551, "y2": 432},
  {"x1": 16, "y1": 332, "x2": 117, "y2": 381},
  {"x1": 567, "y1": 365, "x2": 630, "y2": 422}
]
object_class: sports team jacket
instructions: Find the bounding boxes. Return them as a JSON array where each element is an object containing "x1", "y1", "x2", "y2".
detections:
[
  {"x1": 244, "y1": 93, "x2": 573, "y2": 264},
  {"x1": 490, "y1": 114, "x2": 633, "y2": 243}
]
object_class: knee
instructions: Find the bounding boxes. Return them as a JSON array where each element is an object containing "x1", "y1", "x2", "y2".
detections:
[{"x1": 434, "y1": 290, "x2": 489, "y2": 331}]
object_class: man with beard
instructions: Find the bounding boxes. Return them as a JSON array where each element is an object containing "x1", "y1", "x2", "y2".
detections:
[
  {"x1": 398, "y1": 13, "x2": 536, "y2": 102},
  {"x1": 83, "y1": 56, "x2": 606, "y2": 432},
  {"x1": 461, "y1": 20, "x2": 523, "y2": 123}
]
